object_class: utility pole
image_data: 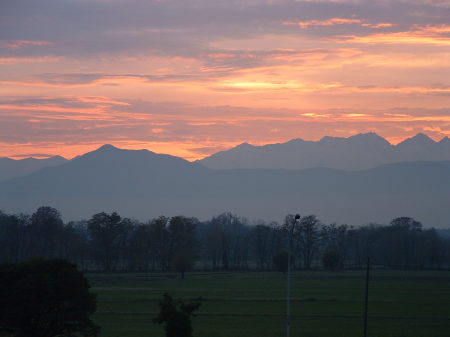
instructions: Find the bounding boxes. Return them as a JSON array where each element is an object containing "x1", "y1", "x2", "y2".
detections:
[
  {"x1": 363, "y1": 257, "x2": 370, "y2": 337},
  {"x1": 287, "y1": 214, "x2": 300, "y2": 337}
]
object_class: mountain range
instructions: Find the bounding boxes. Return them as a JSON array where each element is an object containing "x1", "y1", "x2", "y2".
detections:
[
  {"x1": 0, "y1": 142, "x2": 449, "y2": 227},
  {"x1": 0, "y1": 156, "x2": 67, "y2": 182},
  {"x1": 198, "y1": 133, "x2": 450, "y2": 170},
  {"x1": 2, "y1": 133, "x2": 449, "y2": 178}
]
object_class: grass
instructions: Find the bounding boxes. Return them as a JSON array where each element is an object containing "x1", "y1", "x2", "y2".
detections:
[{"x1": 88, "y1": 270, "x2": 450, "y2": 337}]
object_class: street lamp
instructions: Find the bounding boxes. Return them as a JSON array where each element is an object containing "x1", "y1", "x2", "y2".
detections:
[{"x1": 287, "y1": 213, "x2": 301, "y2": 337}]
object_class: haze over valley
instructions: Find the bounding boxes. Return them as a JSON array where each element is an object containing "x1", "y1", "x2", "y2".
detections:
[{"x1": 1, "y1": 133, "x2": 449, "y2": 227}]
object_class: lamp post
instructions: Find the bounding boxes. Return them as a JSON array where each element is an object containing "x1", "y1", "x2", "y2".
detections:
[{"x1": 287, "y1": 214, "x2": 301, "y2": 337}]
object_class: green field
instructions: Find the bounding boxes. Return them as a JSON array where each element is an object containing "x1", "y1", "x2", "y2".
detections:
[{"x1": 89, "y1": 270, "x2": 450, "y2": 337}]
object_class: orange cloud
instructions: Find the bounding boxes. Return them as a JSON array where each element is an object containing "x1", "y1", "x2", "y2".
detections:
[
  {"x1": 284, "y1": 18, "x2": 394, "y2": 29},
  {"x1": 362, "y1": 23, "x2": 394, "y2": 29},
  {"x1": 77, "y1": 96, "x2": 130, "y2": 106},
  {"x1": 151, "y1": 128, "x2": 165, "y2": 133},
  {"x1": 301, "y1": 113, "x2": 332, "y2": 118},
  {"x1": 341, "y1": 25, "x2": 450, "y2": 46},
  {"x1": 344, "y1": 85, "x2": 450, "y2": 94},
  {"x1": 0, "y1": 96, "x2": 134, "y2": 123},
  {"x1": 285, "y1": 18, "x2": 362, "y2": 28}
]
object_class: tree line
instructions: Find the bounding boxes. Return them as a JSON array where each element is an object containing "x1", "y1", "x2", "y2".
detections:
[{"x1": 0, "y1": 207, "x2": 449, "y2": 271}]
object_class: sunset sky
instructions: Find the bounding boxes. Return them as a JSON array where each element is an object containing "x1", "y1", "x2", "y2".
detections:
[{"x1": 1, "y1": 0, "x2": 450, "y2": 160}]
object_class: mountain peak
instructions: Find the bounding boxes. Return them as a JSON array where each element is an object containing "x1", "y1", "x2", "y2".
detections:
[
  {"x1": 50, "y1": 155, "x2": 67, "y2": 160},
  {"x1": 235, "y1": 142, "x2": 254, "y2": 149},
  {"x1": 285, "y1": 138, "x2": 305, "y2": 144},
  {"x1": 350, "y1": 132, "x2": 382, "y2": 140},
  {"x1": 413, "y1": 133, "x2": 433, "y2": 141},
  {"x1": 97, "y1": 144, "x2": 119, "y2": 151},
  {"x1": 319, "y1": 136, "x2": 345, "y2": 144},
  {"x1": 78, "y1": 144, "x2": 126, "y2": 161},
  {"x1": 439, "y1": 136, "x2": 450, "y2": 144},
  {"x1": 348, "y1": 132, "x2": 391, "y2": 145},
  {"x1": 398, "y1": 133, "x2": 436, "y2": 147}
]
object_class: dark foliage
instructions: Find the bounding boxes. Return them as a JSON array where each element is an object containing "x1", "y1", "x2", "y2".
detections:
[
  {"x1": 272, "y1": 251, "x2": 288, "y2": 274},
  {"x1": 0, "y1": 208, "x2": 449, "y2": 271},
  {"x1": 0, "y1": 259, "x2": 99, "y2": 337},
  {"x1": 322, "y1": 250, "x2": 342, "y2": 271},
  {"x1": 172, "y1": 253, "x2": 193, "y2": 279},
  {"x1": 153, "y1": 293, "x2": 201, "y2": 337}
]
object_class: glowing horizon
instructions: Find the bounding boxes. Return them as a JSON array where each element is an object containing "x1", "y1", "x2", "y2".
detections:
[
  {"x1": 1, "y1": 0, "x2": 450, "y2": 161},
  {"x1": 2, "y1": 131, "x2": 447, "y2": 162}
]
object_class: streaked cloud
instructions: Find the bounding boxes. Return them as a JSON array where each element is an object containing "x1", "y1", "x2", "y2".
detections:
[
  {"x1": 1, "y1": 40, "x2": 53, "y2": 49},
  {"x1": 1, "y1": 0, "x2": 450, "y2": 159},
  {"x1": 341, "y1": 25, "x2": 450, "y2": 46},
  {"x1": 284, "y1": 18, "x2": 394, "y2": 29}
]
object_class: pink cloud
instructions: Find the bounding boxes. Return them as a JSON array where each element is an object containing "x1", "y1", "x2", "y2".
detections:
[
  {"x1": 284, "y1": 18, "x2": 394, "y2": 29},
  {"x1": 1, "y1": 40, "x2": 53, "y2": 49}
]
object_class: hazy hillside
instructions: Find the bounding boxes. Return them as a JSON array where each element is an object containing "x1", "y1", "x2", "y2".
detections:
[
  {"x1": 0, "y1": 156, "x2": 67, "y2": 182},
  {"x1": 0, "y1": 145, "x2": 449, "y2": 227},
  {"x1": 198, "y1": 133, "x2": 450, "y2": 170}
]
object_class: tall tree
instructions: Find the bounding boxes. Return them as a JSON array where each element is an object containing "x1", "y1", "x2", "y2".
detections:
[
  {"x1": 0, "y1": 212, "x2": 27, "y2": 263},
  {"x1": 167, "y1": 216, "x2": 198, "y2": 266},
  {"x1": 172, "y1": 253, "x2": 193, "y2": 280},
  {"x1": 379, "y1": 217, "x2": 422, "y2": 268},
  {"x1": 251, "y1": 223, "x2": 273, "y2": 270},
  {"x1": 149, "y1": 216, "x2": 170, "y2": 271},
  {"x1": 87, "y1": 212, "x2": 124, "y2": 271},
  {"x1": 28, "y1": 206, "x2": 65, "y2": 259},
  {"x1": 129, "y1": 223, "x2": 152, "y2": 271},
  {"x1": 299, "y1": 215, "x2": 321, "y2": 269},
  {"x1": 206, "y1": 213, "x2": 248, "y2": 270},
  {"x1": 321, "y1": 223, "x2": 349, "y2": 269}
]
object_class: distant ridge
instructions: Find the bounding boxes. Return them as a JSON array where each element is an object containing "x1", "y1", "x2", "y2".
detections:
[
  {"x1": 0, "y1": 156, "x2": 67, "y2": 182},
  {"x1": 0, "y1": 144, "x2": 449, "y2": 227},
  {"x1": 2, "y1": 133, "x2": 448, "y2": 174},
  {"x1": 198, "y1": 133, "x2": 450, "y2": 170}
]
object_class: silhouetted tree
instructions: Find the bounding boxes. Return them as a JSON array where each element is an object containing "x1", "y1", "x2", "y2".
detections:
[
  {"x1": 129, "y1": 223, "x2": 153, "y2": 271},
  {"x1": 153, "y1": 293, "x2": 201, "y2": 337},
  {"x1": 346, "y1": 224, "x2": 379, "y2": 268},
  {"x1": 1, "y1": 208, "x2": 449, "y2": 271},
  {"x1": 299, "y1": 215, "x2": 321, "y2": 269},
  {"x1": 420, "y1": 228, "x2": 445, "y2": 268},
  {"x1": 322, "y1": 250, "x2": 342, "y2": 271},
  {"x1": 251, "y1": 223, "x2": 273, "y2": 270},
  {"x1": 0, "y1": 259, "x2": 99, "y2": 337},
  {"x1": 207, "y1": 213, "x2": 247, "y2": 269},
  {"x1": 172, "y1": 252, "x2": 193, "y2": 279},
  {"x1": 321, "y1": 223, "x2": 349, "y2": 269},
  {"x1": 87, "y1": 212, "x2": 124, "y2": 271},
  {"x1": 167, "y1": 216, "x2": 198, "y2": 268},
  {"x1": 273, "y1": 251, "x2": 288, "y2": 274},
  {"x1": 149, "y1": 216, "x2": 170, "y2": 270},
  {"x1": 28, "y1": 206, "x2": 64, "y2": 259},
  {"x1": 64, "y1": 221, "x2": 90, "y2": 269},
  {"x1": 377, "y1": 217, "x2": 423, "y2": 269},
  {"x1": 0, "y1": 211, "x2": 27, "y2": 263}
]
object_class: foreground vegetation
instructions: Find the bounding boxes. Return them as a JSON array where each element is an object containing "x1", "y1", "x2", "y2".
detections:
[
  {"x1": 2, "y1": 207, "x2": 449, "y2": 336},
  {"x1": 90, "y1": 270, "x2": 450, "y2": 337}
]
